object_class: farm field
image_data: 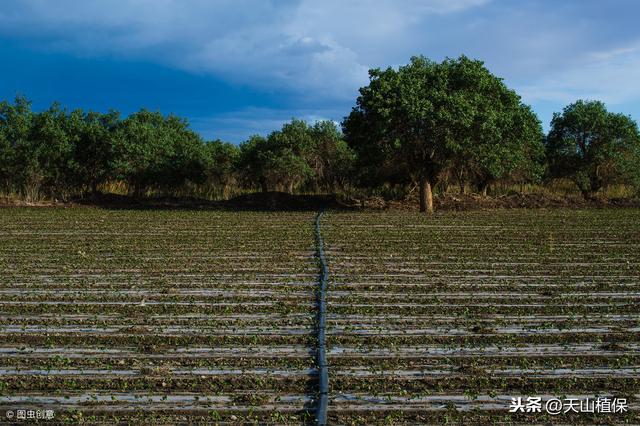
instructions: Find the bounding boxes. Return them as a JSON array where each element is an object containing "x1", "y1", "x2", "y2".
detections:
[
  {"x1": 0, "y1": 207, "x2": 639, "y2": 424},
  {"x1": 323, "y1": 209, "x2": 640, "y2": 424},
  {"x1": 0, "y1": 209, "x2": 318, "y2": 423}
]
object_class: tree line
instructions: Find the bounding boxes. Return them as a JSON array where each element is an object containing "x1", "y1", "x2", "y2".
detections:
[
  {"x1": 1, "y1": 55, "x2": 639, "y2": 212},
  {"x1": 0, "y1": 98, "x2": 353, "y2": 201}
]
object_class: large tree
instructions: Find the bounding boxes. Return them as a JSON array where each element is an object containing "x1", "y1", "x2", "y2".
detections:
[
  {"x1": 343, "y1": 60, "x2": 445, "y2": 211},
  {"x1": 459, "y1": 92, "x2": 545, "y2": 196},
  {"x1": 546, "y1": 100, "x2": 640, "y2": 197},
  {"x1": 204, "y1": 139, "x2": 240, "y2": 198},
  {"x1": 112, "y1": 110, "x2": 207, "y2": 196},
  {"x1": 307, "y1": 121, "x2": 355, "y2": 191},
  {"x1": 0, "y1": 96, "x2": 36, "y2": 197},
  {"x1": 238, "y1": 119, "x2": 314, "y2": 193},
  {"x1": 343, "y1": 55, "x2": 542, "y2": 213},
  {"x1": 70, "y1": 110, "x2": 120, "y2": 195},
  {"x1": 29, "y1": 103, "x2": 77, "y2": 198}
]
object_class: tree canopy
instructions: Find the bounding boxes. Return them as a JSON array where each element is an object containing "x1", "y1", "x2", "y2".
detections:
[
  {"x1": 343, "y1": 55, "x2": 545, "y2": 212},
  {"x1": 546, "y1": 100, "x2": 640, "y2": 197},
  {"x1": 239, "y1": 119, "x2": 354, "y2": 193},
  {"x1": 1, "y1": 58, "x2": 638, "y2": 206}
]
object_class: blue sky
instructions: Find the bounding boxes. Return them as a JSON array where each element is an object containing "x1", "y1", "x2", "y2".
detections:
[{"x1": 1, "y1": 0, "x2": 639, "y2": 143}]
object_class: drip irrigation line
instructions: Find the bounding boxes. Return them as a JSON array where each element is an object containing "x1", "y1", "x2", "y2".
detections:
[{"x1": 314, "y1": 209, "x2": 329, "y2": 425}]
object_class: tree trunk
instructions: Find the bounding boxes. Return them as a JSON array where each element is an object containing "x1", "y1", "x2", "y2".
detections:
[
  {"x1": 419, "y1": 176, "x2": 434, "y2": 214},
  {"x1": 580, "y1": 186, "x2": 597, "y2": 200},
  {"x1": 132, "y1": 182, "x2": 144, "y2": 199},
  {"x1": 419, "y1": 176, "x2": 426, "y2": 212},
  {"x1": 479, "y1": 179, "x2": 490, "y2": 197},
  {"x1": 589, "y1": 176, "x2": 601, "y2": 198},
  {"x1": 260, "y1": 179, "x2": 268, "y2": 193}
]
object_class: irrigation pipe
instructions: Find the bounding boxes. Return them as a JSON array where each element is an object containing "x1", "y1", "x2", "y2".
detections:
[{"x1": 314, "y1": 209, "x2": 329, "y2": 425}]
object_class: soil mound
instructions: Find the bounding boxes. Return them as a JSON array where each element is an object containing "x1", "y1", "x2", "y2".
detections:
[
  {"x1": 3, "y1": 191, "x2": 638, "y2": 211},
  {"x1": 353, "y1": 192, "x2": 640, "y2": 211},
  {"x1": 224, "y1": 192, "x2": 347, "y2": 211},
  {"x1": 74, "y1": 191, "x2": 350, "y2": 211}
]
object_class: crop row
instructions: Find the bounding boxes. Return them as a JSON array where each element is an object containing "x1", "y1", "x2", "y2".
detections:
[
  {"x1": 323, "y1": 209, "x2": 640, "y2": 424},
  {"x1": 0, "y1": 208, "x2": 319, "y2": 423}
]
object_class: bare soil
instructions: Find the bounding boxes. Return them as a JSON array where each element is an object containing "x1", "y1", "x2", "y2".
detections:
[
  {"x1": 2, "y1": 191, "x2": 639, "y2": 211},
  {"x1": 355, "y1": 192, "x2": 640, "y2": 211}
]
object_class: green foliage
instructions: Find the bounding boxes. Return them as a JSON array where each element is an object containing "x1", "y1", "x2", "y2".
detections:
[
  {"x1": 461, "y1": 91, "x2": 546, "y2": 192},
  {"x1": 546, "y1": 100, "x2": 640, "y2": 196},
  {"x1": 238, "y1": 134, "x2": 269, "y2": 191},
  {"x1": 0, "y1": 96, "x2": 35, "y2": 196},
  {"x1": 29, "y1": 103, "x2": 76, "y2": 196},
  {"x1": 0, "y1": 97, "x2": 223, "y2": 199},
  {"x1": 308, "y1": 121, "x2": 356, "y2": 190},
  {"x1": 70, "y1": 110, "x2": 120, "y2": 193},
  {"x1": 343, "y1": 65, "x2": 407, "y2": 186},
  {"x1": 112, "y1": 110, "x2": 207, "y2": 195},
  {"x1": 204, "y1": 140, "x2": 240, "y2": 194},
  {"x1": 343, "y1": 55, "x2": 546, "y2": 194},
  {"x1": 263, "y1": 119, "x2": 314, "y2": 193},
  {"x1": 0, "y1": 85, "x2": 637, "y2": 203},
  {"x1": 0, "y1": 97, "x2": 119, "y2": 199},
  {"x1": 239, "y1": 119, "x2": 353, "y2": 193}
]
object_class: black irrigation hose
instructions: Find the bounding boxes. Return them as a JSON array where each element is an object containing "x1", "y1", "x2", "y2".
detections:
[{"x1": 314, "y1": 209, "x2": 329, "y2": 425}]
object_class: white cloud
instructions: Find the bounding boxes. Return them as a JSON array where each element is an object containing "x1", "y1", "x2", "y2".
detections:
[
  {"x1": 517, "y1": 40, "x2": 640, "y2": 106},
  {"x1": 3, "y1": 0, "x2": 639, "y2": 136},
  {"x1": 0, "y1": 0, "x2": 488, "y2": 98}
]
